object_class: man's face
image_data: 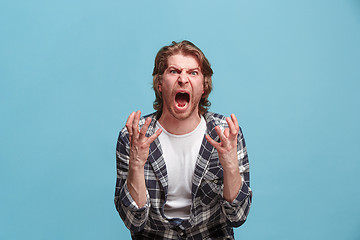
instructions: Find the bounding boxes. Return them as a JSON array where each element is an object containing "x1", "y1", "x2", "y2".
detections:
[{"x1": 158, "y1": 54, "x2": 204, "y2": 121}]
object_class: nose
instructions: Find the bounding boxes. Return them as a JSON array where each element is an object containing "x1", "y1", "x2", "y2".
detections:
[{"x1": 178, "y1": 70, "x2": 189, "y2": 85}]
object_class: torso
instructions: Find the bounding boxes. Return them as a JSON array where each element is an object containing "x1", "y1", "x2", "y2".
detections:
[{"x1": 156, "y1": 116, "x2": 206, "y2": 219}]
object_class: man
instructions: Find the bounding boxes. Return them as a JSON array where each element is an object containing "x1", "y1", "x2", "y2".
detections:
[{"x1": 115, "y1": 40, "x2": 251, "y2": 239}]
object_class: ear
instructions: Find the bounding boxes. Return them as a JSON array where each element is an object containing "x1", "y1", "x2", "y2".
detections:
[{"x1": 158, "y1": 83, "x2": 162, "y2": 93}]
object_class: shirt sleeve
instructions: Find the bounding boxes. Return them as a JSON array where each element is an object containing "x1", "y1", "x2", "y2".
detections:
[
  {"x1": 114, "y1": 128, "x2": 150, "y2": 232},
  {"x1": 220, "y1": 127, "x2": 252, "y2": 227}
]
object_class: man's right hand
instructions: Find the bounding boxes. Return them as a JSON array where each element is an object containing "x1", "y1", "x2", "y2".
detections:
[
  {"x1": 125, "y1": 111, "x2": 162, "y2": 207},
  {"x1": 126, "y1": 110, "x2": 162, "y2": 169}
]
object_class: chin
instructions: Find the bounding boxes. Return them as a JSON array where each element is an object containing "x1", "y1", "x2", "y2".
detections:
[{"x1": 171, "y1": 106, "x2": 199, "y2": 120}]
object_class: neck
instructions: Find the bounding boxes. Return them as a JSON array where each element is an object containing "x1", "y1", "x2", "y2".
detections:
[{"x1": 158, "y1": 111, "x2": 202, "y2": 135}]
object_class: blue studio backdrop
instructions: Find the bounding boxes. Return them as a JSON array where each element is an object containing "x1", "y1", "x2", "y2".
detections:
[{"x1": 1, "y1": 0, "x2": 359, "y2": 239}]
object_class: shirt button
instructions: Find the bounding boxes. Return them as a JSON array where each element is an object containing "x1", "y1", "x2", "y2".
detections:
[
  {"x1": 179, "y1": 232, "x2": 184, "y2": 236},
  {"x1": 214, "y1": 180, "x2": 218, "y2": 184}
]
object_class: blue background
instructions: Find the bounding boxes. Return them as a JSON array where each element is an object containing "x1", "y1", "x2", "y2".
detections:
[{"x1": 1, "y1": 0, "x2": 359, "y2": 239}]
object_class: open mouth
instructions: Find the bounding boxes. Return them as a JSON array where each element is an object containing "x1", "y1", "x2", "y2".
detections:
[{"x1": 175, "y1": 92, "x2": 190, "y2": 108}]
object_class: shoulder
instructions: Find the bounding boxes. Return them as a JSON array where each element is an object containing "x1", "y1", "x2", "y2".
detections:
[
  {"x1": 203, "y1": 112, "x2": 245, "y2": 137},
  {"x1": 203, "y1": 111, "x2": 228, "y2": 128}
]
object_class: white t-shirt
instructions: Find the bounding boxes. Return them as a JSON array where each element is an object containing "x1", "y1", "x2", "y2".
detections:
[{"x1": 156, "y1": 116, "x2": 206, "y2": 219}]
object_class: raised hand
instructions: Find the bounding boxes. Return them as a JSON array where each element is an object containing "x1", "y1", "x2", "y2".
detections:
[
  {"x1": 205, "y1": 113, "x2": 242, "y2": 202},
  {"x1": 205, "y1": 113, "x2": 240, "y2": 170},
  {"x1": 126, "y1": 110, "x2": 162, "y2": 169},
  {"x1": 125, "y1": 111, "x2": 162, "y2": 207}
]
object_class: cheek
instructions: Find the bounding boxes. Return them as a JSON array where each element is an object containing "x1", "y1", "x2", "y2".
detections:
[{"x1": 195, "y1": 84, "x2": 204, "y2": 97}]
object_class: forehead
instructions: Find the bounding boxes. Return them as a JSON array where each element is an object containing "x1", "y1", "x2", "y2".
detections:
[{"x1": 167, "y1": 54, "x2": 200, "y2": 69}]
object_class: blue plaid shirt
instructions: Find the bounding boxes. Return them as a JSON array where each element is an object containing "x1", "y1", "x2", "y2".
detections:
[{"x1": 115, "y1": 112, "x2": 252, "y2": 239}]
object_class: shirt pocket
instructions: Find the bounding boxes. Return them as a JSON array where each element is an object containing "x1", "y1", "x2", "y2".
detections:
[{"x1": 199, "y1": 169, "x2": 224, "y2": 206}]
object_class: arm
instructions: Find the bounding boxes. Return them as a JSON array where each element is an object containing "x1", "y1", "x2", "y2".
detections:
[
  {"x1": 205, "y1": 114, "x2": 252, "y2": 227},
  {"x1": 114, "y1": 111, "x2": 162, "y2": 232}
]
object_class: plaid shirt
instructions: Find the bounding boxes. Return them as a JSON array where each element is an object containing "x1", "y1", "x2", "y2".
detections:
[{"x1": 115, "y1": 112, "x2": 252, "y2": 239}]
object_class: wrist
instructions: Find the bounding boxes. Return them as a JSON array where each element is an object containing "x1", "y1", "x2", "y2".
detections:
[
  {"x1": 220, "y1": 156, "x2": 239, "y2": 173},
  {"x1": 221, "y1": 156, "x2": 240, "y2": 175},
  {"x1": 129, "y1": 162, "x2": 145, "y2": 173},
  {"x1": 223, "y1": 165, "x2": 240, "y2": 176},
  {"x1": 128, "y1": 155, "x2": 146, "y2": 170}
]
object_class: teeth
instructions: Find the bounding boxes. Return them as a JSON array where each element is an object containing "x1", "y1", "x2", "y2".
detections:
[{"x1": 175, "y1": 91, "x2": 190, "y2": 110}]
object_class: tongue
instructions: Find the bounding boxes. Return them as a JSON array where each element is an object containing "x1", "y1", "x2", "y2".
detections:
[
  {"x1": 176, "y1": 94, "x2": 188, "y2": 107},
  {"x1": 177, "y1": 98, "x2": 187, "y2": 107}
]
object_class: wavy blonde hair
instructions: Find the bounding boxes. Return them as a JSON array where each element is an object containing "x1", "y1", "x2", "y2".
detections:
[{"x1": 152, "y1": 40, "x2": 213, "y2": 117}]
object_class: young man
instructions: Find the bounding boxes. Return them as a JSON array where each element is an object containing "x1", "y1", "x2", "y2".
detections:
[{"x1": 115, "y1": 40, "x2": 252, "y2": 239}]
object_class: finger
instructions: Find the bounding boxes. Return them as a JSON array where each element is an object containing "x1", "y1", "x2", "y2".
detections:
[
  {"x1": 132, "y1": 110, "x2": 141, "y2": 139},
  {"x1": 145, "y1": 128, "x2": 162, "y2": 145},
  {"x1": 231, "y1": 114, "x2": 240, "y2": 132},
  {"x1": 224, "y1": 128, "x2": 230, "y2": 138},
  {"x1": 139, "y1": 117, "x2": 152, "y2": 140},
  {"x1": 205, "y1": 135, "x2": 221, "y2": 149},
  {"x1": 126, "y1": 112, "x2": 135, "y2": 139},
  {"x1": 226, "y1": 116, "x2": 237, "y2": 136},
  {"x1": 214, "y1": 126, "x2": 227, "y2": 143}
]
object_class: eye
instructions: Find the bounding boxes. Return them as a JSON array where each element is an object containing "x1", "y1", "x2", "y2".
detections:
[
  {"x1": 170, "y1": 69, "x2": 178, "y2": 74},
  {"x1": 190, "y1": 71, "x2": 198, "y2": 75}
]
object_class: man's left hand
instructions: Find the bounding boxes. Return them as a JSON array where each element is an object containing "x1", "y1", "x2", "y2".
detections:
[
  {"x1": 205, "y1": 113, "x2": 242, "y2": 202},
  {"x1": 205, "y1": 113, "x2": 239, "y2": 170}
]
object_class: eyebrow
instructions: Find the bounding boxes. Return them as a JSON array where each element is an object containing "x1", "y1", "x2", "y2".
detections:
[{"x1": 167, "y1": 66, "x2": 201, "y2": 71}]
